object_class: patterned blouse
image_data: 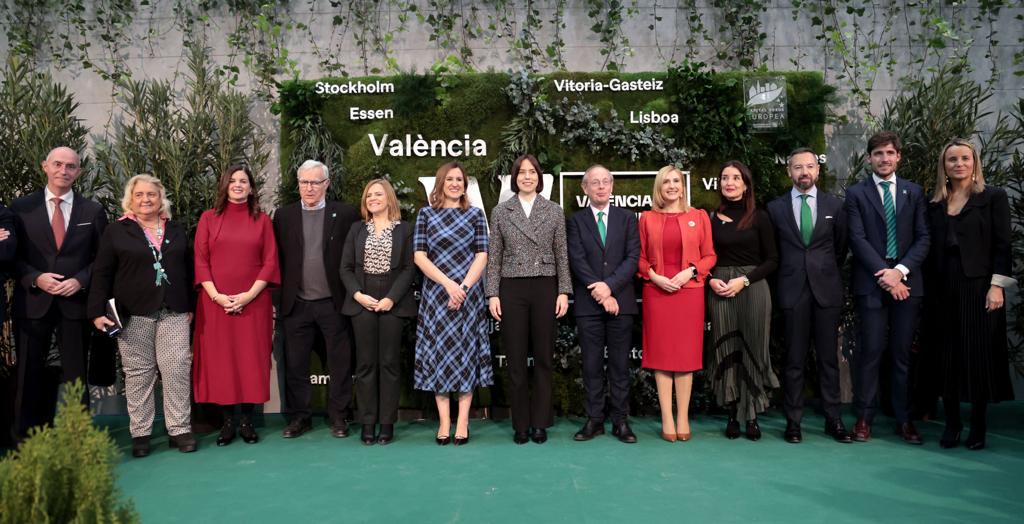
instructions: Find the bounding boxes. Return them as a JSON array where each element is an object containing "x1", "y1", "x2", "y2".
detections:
[{"x1": 363, "y1": 220, "x2": 399, "y2": 274}]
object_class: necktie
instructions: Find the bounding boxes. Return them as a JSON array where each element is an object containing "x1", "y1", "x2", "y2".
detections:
[
  {"x1": 51, "y1": 197, "x2": 66, "y2": 250},
  {"x1": 879, "y1": 181, "x2": 898, "y2": 258},
  {"x1": 799, "y1": 194, "x2": 813, "y2": 246},
  {"x1": 596, "y1": 211, "x2": 606, "y2": 247}
]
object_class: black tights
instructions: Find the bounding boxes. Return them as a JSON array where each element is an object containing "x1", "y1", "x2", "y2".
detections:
[
  {"x1": 942, "y1": 395, "x2": 987, "y2": 431},
  {"x1": 220, "y1": 403, "x2": 256, "y2": 422}
]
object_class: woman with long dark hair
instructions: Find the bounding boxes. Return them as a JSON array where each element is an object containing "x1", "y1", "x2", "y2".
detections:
[
  {"x1": 192, "y1": 165, "x2": 279, "y2": 446},
  {"x1": 705, "y1": 160, "x2": 778, "y2": 440}
]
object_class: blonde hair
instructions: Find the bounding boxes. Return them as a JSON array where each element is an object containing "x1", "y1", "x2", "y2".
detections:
[
  {"x1": 121, "y1": 174, "x2": 172, "y2": 219},
  {"x1": 428, "y1": 161, "x2": 469, "y2": 210},
  {"x1": 360, "y1": 178, "x2": 402, "y2": 221},
  {"x1": 931, "y1": 138, "x2": 985, "y2": 203},
  {"x1": 651, "y1": 165, "x2": 689, "y2": 212}
]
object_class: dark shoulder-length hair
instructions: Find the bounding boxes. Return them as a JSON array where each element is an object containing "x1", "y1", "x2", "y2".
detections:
[
  {"x1": 429, "y1": 161, "x2": 470, "y2": 210},
  {"x1": 717, "y1": 160, "x2": 756, "y2": 230},
  {"x1": 510, "y1": 154, "x2": 543, "y2": 194},
  {"x1": 215, "y1": 164, "x2": 261, "y2": 219}
]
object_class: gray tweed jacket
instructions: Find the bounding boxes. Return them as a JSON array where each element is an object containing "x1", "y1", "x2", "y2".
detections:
[{"x1": 485, "y1": 195, "x2": 572, "y2": 297}]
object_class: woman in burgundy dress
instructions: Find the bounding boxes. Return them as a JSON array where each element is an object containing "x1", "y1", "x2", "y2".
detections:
[
  {"x1": 638, "y1": 165, "x2": 716, "y2": 442},
  {"x1": 193, "y1": 165, "x2": 280, "y2": 446}
]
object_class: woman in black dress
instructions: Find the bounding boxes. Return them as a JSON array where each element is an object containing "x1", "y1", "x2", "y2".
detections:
[
  {"x1": 706, "y1": 160, "x2": 778, "y2": 440},
  {"x1": 925, "y1": 138, "x2": 1015, "y2": 450}
]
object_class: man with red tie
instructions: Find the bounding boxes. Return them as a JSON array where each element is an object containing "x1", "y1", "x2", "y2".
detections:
[{"x1": 11, "y1": 146, "x2": 107, "y2": 438}]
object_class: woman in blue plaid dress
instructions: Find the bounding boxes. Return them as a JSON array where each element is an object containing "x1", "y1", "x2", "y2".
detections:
[{"x1": 413, "y1": 161, "x2": 494, "y2": 446}]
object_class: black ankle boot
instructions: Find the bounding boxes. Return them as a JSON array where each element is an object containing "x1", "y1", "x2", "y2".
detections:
[
  {"x1": 238, "y1": 416, "x2": 259, "y2": 444},
  {"x1": 745, "y1": 418, "x2": 762, "y2": 441},
  {"x1": 725, "y1": 408, "x2": 740, "y2": 439},
  {"x1": 966, "y1": 403, "x2": 988, "y2": 450},
  {"x1": 216, "y1": 418, "x2": 235, "y2": 446}
]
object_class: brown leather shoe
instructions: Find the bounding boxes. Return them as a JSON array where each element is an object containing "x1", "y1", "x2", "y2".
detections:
[
  {"x1": 896, "y1": 422, "x2": 923, "y2": 445},
  {"x1": 853, "y1": 418, "x2": 871, "y2": 442}
]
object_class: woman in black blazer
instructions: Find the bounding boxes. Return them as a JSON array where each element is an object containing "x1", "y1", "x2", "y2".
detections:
[
  {"x1": 924, "y1": 138, "x2": 1015, "y2": 451},
  {"x1": 87, "y1": 174, "x2": 196, "y2": 458},
  {"x1": 340, "y1": 178, "x2": 417, "y2": 445}
]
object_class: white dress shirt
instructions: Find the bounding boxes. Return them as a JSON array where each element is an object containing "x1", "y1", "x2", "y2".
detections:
[
  {"x1": 518, "y1": 194, "x2": 536, "y2": 218},
  {"x1": 790, "y1": 185, "x2": 818, "y2": 229},
  {"x1": 44, "y1": 187, "x2": 73, "y2": 230},
  {"x1": 590, "y1": 203, "x2": 610, "y2": 236},
  {"x1": 871, "y1": 173, "x2": 909, "y2": 277}
]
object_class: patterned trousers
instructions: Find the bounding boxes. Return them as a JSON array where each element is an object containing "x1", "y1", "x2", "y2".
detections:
[{"x1": 118, "y1": 309, "x2": 193, "y2": 437}]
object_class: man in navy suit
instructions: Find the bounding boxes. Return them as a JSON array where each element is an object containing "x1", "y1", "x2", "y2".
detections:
[
  {"x1": 566, "y1": 165, "x2": 641, "y2": 443},
  {"x1": 11, "y1": 146, "x2": 107, "y2": 437},
  {"x1": 768, "y1": 147, "x2": 851, "y2": 444},
  {"x1": 845, "y1": 131, "x2": 930, "y2": 445}
]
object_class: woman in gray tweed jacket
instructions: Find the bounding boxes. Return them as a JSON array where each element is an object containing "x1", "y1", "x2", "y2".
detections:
[{"x1": 485, "y1": 154, "x2": 572, "y2": 445}]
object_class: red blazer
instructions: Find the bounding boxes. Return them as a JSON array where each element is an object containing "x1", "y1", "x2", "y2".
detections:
[{"x1": 637, "y1": 208, "x2": 716, "y2": 288}]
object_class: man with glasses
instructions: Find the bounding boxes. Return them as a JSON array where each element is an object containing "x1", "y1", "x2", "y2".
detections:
[
  {"x1": 566, "y1": 165, "x2": 640, "y2": 443},
  {"x1": 273, "y1": 160, "x2": 360, "y2": 438},
  {"x1": 11, "y1": 146, "x2": 107, "y2": 438}
]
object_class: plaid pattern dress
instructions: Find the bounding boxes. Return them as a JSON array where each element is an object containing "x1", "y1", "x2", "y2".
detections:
[{"x1": 413, "y1": 206, "x2": 495, "y2": 392}]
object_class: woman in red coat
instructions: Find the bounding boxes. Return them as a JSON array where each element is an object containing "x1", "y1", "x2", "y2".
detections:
[
  {"x1": 638, "y1": 165, "x2": 716, "y2": 442},
  {"x1": 192, "y1": 165, "x2": 280, "y2": 446}
]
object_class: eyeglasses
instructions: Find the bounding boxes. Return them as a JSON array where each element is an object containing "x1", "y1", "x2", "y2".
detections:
[{"x1": 298, "y1": 179, "x2": 328, "y2": 188}]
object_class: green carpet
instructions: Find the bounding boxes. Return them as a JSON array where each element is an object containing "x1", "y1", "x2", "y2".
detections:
[{"x1": 109, "y1": 405, "x2": 1024, "y2": 523}]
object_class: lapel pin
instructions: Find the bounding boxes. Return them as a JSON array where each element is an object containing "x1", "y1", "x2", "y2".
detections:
[
  {"x1": 165, "y1": 239, "x2": 170, "y2": 244},
  {"x1": 332, "y1": 213, "x2": 337, "y2": 217},
  {"x1": 688, "y1": 220, "x2": 696, "y2": 227},
  {"x1": 902, "y1": 189, "x2": 907, "y2": 195}
]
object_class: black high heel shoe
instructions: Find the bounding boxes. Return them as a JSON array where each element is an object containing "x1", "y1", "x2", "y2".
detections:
[
  {"x1": 939, "y1": 423, "x2": 962, "y2": 449},
  {"x1": 361, "y1": 424, "x2": 377, "y2": 445},
  {"x1": 436, "y1": 434, "x2": 451, "y2": 446},
  {"x1": 965, "y1": 426, "x2": 986, "y2": 451}
]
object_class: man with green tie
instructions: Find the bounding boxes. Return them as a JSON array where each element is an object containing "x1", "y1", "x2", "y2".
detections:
[
  {"x1": 845, "y1": 131, "x2": 931, "y2": 445},
  {"x1": 768, "y1": 148, "x2": 851, "y2": 444}
]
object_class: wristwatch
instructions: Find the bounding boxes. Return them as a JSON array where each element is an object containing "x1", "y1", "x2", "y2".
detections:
[
  {"x1": 742, "y1": 276, "x2": 751, "y2": 287},
  {"x1": 460, "y1": 283, "x2": 469, "y2": 292}
]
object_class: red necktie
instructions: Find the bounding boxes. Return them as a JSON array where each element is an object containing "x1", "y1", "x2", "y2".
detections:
[{"x1": 51, "y1": 197, "x2": 65, "y2": 249}]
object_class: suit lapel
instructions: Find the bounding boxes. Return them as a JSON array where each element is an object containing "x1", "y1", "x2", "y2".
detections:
[
  {"x1": 865, "y1": 178, "x2": 886, "y2": 222},
  {"x1": 809, "y1": 193, "x2": 831, "y2": 243},
  {"x1": 778, "y1": 195, "x2": 802, "y2": 243},
  {"x1": 896, "y1": 178, "x2": 912, "y2": 219},
  {"x1": 30, "y1": 192, "x2": 58, "y2": 252},
  {"x1": 509, "y1": 199, "x2": 539, "y2": 245},
  {"x1": 61, "y1": 194, "x2": 85, "y2": 249},
  {"x1": 322, "y1": 202, "x2": 335, "y2": 256},
  {"x1": 581, "y1": 207, "x2": 603, "y2": 251}
]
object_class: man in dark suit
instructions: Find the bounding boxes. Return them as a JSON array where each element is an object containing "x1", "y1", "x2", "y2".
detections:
[
  {"x1": 846, "y1": 131, "x2": 930, "y2": 445},
  {"x1": 566, "y1": 165, "x2": 640, "y2": 443},
  {"x1": 768, "y1": 148, "x2": 851, "y2": 444},
  {"x1": 273, "y1": 159, "x2": 360, "y2": 439},
  {"x1": 11, "y1": 146, "x2": 107, "y2": 437}
]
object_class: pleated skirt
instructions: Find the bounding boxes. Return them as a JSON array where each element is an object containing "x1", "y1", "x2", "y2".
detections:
[
  {"x1": 930, "y1": 247, "x2": 1014, "y2": 403},
  {"x1": 705, "y1": 265, "x2": 779, "y2": 421}
]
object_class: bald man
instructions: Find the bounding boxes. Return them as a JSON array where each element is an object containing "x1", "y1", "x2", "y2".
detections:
[{"x1": 11, "y1": 146, "x2": 107, "y2": 437}]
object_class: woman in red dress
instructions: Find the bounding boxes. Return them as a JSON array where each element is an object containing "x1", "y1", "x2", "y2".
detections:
[
  {"x1": 638, "y1": 165, "x2": 716, "y2": 442},
  {"x1": 192, "y1": 165, "x2": 280, "y2": 446}
]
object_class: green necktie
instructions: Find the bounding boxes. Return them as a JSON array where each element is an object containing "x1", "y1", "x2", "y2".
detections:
[
  {"x1": 597, "y1": 210, "x2": 607, "y2": 247},
  {"x1": 879, "y1": 181, "x2": 898, "y2": 258},
  {"x1": 799, "y1": 194, "x2": 813, "y2": 247}
]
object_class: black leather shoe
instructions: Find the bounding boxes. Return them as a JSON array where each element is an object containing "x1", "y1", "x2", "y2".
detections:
[
  {"x1": 513, "y1": 431, "x2": 530, "y2": 444},
  {"x1": 452, "y1": 435, "x2": 469, "y2": 446},
  {"x1": 940, "y1": 423, "x2": 962, "y2": 449},
  {"x1": 436, "y1": 434, "x2": 451, "y2": 446},
  {"x1": 282, "y1": 418, "x2": 312, "y2": 439},
  {"x1": 377, "y1": 424, "x2": 394, "y2": 445},
  {"x1": 131, "y1": 436, "x2": 151, "y2": 458},
  {"x1": 361, "y1": 424, "x2": 377, "y2": 445},
  {"x1": 896, "y1": 422, "x2": 923, "y2": 445},
  {"x1": 169, "y1": 432, "x2": 198, "y2": 453},
  {"x1": 725, "y1": 417, "x2": 741, "y2": 439},
  {"x1": 330, "y1": 420, "x2": 349, "y2": 439},
  {"x1": 825, "y1": 418, "x2": 853, "y2": 443},
  {"x1": 745, "y1": 419, "x2": 762, "y2": 441},
  {"x1": 531, "y1": 428, "x2": 548, "y2": 444},
  {"x1": 611, "y1": 420, "x2": 638, "y2": 444},
  {"x1": 784, "y1": 420, "x2": 802, "y2": 444},
  {"x1": 239, "y1": 420, "x2": 259, "y2": 444},
  {"x1": 965, "y1": 425, "x2": 986, "y2": 450},
  {"x1": 216, "y1": 419, "x2": 235, "y2": 446},
  {"x1": 573, "y1": 420, "x2": 605, "y2": 441}
]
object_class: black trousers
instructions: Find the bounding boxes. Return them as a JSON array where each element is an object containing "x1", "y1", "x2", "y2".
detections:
[
  {"x1": 351, "y1": 274, "x2": 404, "y2": 425},
  {"x1": 14, "y1": 304, "x2": 89, "y2": 436},
  {"x1": 576, "y1": 313, "x2": 633, "y2": 423},
  {"x1": 782, "y1": 285, "x2": 842, "y2": 423},
  {"x1": 282, "y1": 297, "x2": 353, "y2": 423},
  {"x1": 500, "y1": 276, "x2": 556, "y2": 433},
  {"x1": 854, "y1": 295, "x2": 921, "y2": 424}
]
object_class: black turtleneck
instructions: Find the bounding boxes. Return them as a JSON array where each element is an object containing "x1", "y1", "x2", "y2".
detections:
[{"x1": 710, "y1": 200, "x2": 778, "y2": 283}]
